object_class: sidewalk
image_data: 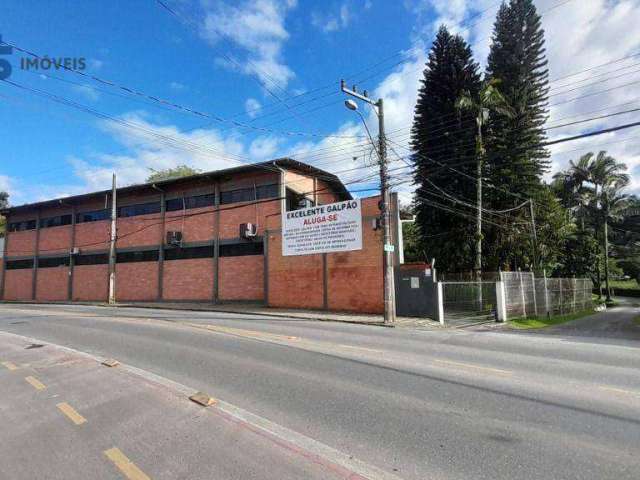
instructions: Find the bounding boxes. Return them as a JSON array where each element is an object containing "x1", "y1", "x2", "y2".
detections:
[
  {"x1": 0, "y1": 299, "x2": 444, "y2": 329},
  {"x1": 0, "y1": 331, "x2": 401, "y2": 480}
]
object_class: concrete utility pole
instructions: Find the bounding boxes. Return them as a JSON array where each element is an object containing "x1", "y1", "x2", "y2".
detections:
[
  {"x1": 108, "y1": 173, "x2": 117, "y2": 304},
  {"x1": 529, "y1": 198, "x2": 539, "y2": 272},
  {"x1": 341, "y1": 80, "x2": 396, "y2": 324}
]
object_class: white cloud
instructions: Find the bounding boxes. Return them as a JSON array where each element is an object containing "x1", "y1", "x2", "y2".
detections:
[
  {"x1": 311, "y1": 2, "x2": 352, "y2": 33},
  {"x1": 169, "y1": 81, "x2": 186, "y2": 91},
  {"x1": 88, "y1": 59, "x2": 104, "y2": 70},
  {"x1": 202, "y1": 0, "x2": 297, "y2": 88},
  {"x1": 72, "y1": 84, "x2": 100, "y2": 102},
  {"x1": 245, "y1": 98, "x2": 262, "y2": 118},
  {"x1": 249, "y1": 136, "x2": 282, "y2": 159}
]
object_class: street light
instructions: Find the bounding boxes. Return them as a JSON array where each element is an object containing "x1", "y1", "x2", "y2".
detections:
[{"x1": 341, "y1": 81, "x2": 396, "y2": 325}]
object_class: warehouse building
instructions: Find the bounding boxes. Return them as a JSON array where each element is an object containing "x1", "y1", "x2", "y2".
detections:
[{"x1": 0, "y1": 158, "x2": 399, "y2": 313}]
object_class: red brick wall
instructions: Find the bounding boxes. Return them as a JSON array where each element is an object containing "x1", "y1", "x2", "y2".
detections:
[
  {"x1": 219, "y1": 256, "x2": 263, "y2": 301},
  {"x1": 165, "y1": 208, "x2": 214, "y2": 244},
  {"x1": 4, "y1": 269, "x2": 33, "y2": 300},
  {"x1": 38, "y1": 226, "x2": 72, "y2": 255},
  {"x1": 219, "y1": 201, "x2": 279, "y2": 239},
  {"x1": 116, "y1": 262, "x2": 158, "y2": 301},
  {"x1": 6, "y1": 231, "x2": 36, "y2": 256},
  {"x1": 116, "y1": 214, "x2": 162, "y2": 249},
  {"x1": 162, "y1": 258, "x2": 213, "y2": 301},
  {"x1": 73, "y1": 265, "x2": 108, "y2": 301},
  {"x1": 36, "y1": 268, "x2": 69, "y2": 301},
  {"x1": 267, "y1": 228, "x2": 324, "y2": 309},
  {"x1": 75, "y1": 222, "x2": 110, "y2": 252},
  {"x1": 266, "y1": 195, "x2": 385, "y2": 314}
]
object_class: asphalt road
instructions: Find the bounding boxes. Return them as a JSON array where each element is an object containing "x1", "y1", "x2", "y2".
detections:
[{"x1": 0, "y1": 303, "x2": 639, "y2": 480}]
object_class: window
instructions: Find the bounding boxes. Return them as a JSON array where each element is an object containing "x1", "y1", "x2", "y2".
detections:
[
  {"x1": 38, "y1": 256, "x2": 70, "y2": 268},
  {"x1": 6, "y1": 259, "x2": 34, "y2": 270},
  {"x1": 75, "y1": 253, "x2": 109, "y2": 266},
  {"x1": 8, "y1": 220, "x2": 36, "y2": 232},
  {"x1": 256, "y1": 184, "x2": 279, "y2": 200},
  {"x1": 220, "y1": 183, "x2": 279, "y2": 205},
  {"x1": 165, "y1": 193, "x2": 215, "y2": 212},
  {"x1": 164, "y1": 245, "x2": 214, "y2": 261},
  {"x1": 219, "y1": 242, "x2": 263, "y2": 257},
  {"x1": 118, "y1": 202, "x2": 161, "y2": 218},
  {"x1": 286, "y1": 189, "x2": 315, "y2": 211},
  {"x1": 76, "y1": 209, "x2": 110, "y2": 223},
  {"x1": 40, "y1": 214, "x2": 72, "y2": 229},
  {"x1": 116, "y1": 250, "x2": 159, "y2": 263}
]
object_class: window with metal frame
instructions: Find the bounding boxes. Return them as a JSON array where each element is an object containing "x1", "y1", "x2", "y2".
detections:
[
  {"x1": 220, "y1": 183, "x2": 279, "y2": 205},
  {"x1": 37, "y1": 256, "x2": 70, "y2": 268},
  {"x1": 219, "y1": 242, "x2": 264, "y2": 257},
  {"x1": 6, "y1": 259, "x2": 34, "y2": 269},
  {"x1": 8, "y1": 220, "x2": 37, "y2": 232},
  {"x1": 116, "y1": 250, "x2": 159, "y2": 263},
  {"x1": 165, "y1": 193, "x2": 215, "y2": 212},
  {"x1": 163, "y1": 245, "x2": 214, "y2": 261},
  {"x1": 76, "y1": 209, "x2": 110, "y2": 223},
  {"x1": 117, "y1": 202, "x2": 161, "y2": 218},
  {"x1": 39, "y1": 214, "x2": 72, "y2": 229},
  {"x1": 74, "y1": 253, "x2": 109, "y2": 266}
]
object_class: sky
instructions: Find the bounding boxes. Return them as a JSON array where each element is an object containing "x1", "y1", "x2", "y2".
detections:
[{"x1": 0, "y1": 0, "x2": 639, "y2": 207}]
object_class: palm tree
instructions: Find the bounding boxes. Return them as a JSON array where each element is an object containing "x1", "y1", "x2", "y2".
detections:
[
  {"x1": 456, "y1": 79, "x2": 514, "y2": 280},
  {"x1": 587, "y1": 152, "x2": 630, "y2": 302},
  {"x1": 597, "y1": 179, "x2": 630, "y2": 302}
]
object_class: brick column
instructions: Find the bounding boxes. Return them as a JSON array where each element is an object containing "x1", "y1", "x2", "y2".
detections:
[
  {"x1": 157, "y1": 191, "x2": 166, "y2": 301},
  {"x1": 68, "y1": 205, "x2": 77, "y2": 301},
  {"x1": 31, "y1": 210, "x2": 41, "y2": 300}
]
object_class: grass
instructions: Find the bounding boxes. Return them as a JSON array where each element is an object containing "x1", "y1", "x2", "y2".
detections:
[
  {"x1": 634, "y1": 316, "x2": 640, "y2": 327},
  {"x1": 509, "y1": 309, "x2": 595, "y2": 329},
  {"x1": 608, "y1": 279, "x2": 640, "y2": 290}
]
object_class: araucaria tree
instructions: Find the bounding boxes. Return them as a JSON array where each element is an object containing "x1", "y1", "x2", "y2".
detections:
[
  {"x1": 411, "y1": 26, "x2": 481, "y2": 271},
  {"x1": 484, "y1": 0, "x2": 550, "y2": 270}
]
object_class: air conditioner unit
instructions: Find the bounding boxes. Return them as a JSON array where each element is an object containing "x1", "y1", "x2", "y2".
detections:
[
  {"x1": 166, "y1": 231, "x2": 183, "y2": 246},
  {"x1": 240, "y1": 223, "x2": 257, "y2": 239},
  {"x1": 70, "y1": 247, "x2": 80, "y2": 255}
]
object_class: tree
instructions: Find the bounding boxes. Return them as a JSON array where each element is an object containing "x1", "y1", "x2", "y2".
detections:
[
  {"x1": 598, "y1": 179, "x2": 630, "y2": 301},
  {"x1": 484, "y1": 0, "x2": 550, "y2": 270},
  {"x1": 410, "y1": 25, "x2": 481, "y2": 272},
  {"x1": 146, "y1": 165, "x2": 200, "y2": 183},
  {"x1": 456, "y1": 79, "x2": 513, "y2": 279},
  {"x1": 0, "y1": 191, "x2": 8, "y2": 236}
]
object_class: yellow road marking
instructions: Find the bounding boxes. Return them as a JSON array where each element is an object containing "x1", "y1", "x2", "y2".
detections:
[
  {"x1": 25, "y1": 375, "x2": 46, "y2": 390},
  {"x1": 433, "y1": 359, "x2": 512, "y2": 376},
  {"x1": 1, "y1": 361, "x2": 18, "y2": 371},
  {"x1": 599, "y1": 386, "x2": 640, "y2": 397},
  {"x1": 104, "y1": 447, "x2": 151, "y2": 480},
  {"x1": 56, "y1": 402, "x2": 87, "y2": 425}
]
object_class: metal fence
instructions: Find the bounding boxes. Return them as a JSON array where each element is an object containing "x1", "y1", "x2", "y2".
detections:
[
  {"x1": 500, "y1": 271, "x2": 593, "y2": 319},
  {"x1": 441, "y1": 281, "x2": 497, "y2": 325}
]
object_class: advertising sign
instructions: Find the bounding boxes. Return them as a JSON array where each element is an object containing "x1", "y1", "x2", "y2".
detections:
[{"x1": 282, "y1": 199, "x2": 362, "y2": 256}]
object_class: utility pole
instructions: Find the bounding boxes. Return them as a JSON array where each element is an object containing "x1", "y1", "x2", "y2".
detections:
[
  {"x1": 529, "y1": 198, "x2": 539, "y2": 272},
  {"x1": 108, "y1": 173, "x2": 117, "y2": 304},
  {"x1": 341, "y1": 80, "x2": 396, "y2": 324}
]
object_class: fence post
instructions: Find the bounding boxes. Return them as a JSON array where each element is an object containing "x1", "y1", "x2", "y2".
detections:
[
  {"x1": 543, "y1": 269, "x2": 550, "y2": 318},
  {"x1": 436, "y1": 282, "x2": 444, "y2": 325},
  {"x1": 519, "y1": 268, "x2": 527, "y2": 318},
  {"x1": 572, "y1": 276, "x2": 577, "y2": 313},
  {"x1": 531, "y1": 272, "x2": 538, "y2": 317},
  {"x1": 559, "y1": 279, "x2": 563, "y2": 315},
  {"x1": 495, "y1": 281, "x2": 507, "y2": 322}
]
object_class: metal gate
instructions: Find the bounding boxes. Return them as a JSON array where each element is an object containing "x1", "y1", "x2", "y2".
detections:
[
  {"x1": 440, "y1": 281, "x2": 497, "y2": 326},
  {"x1": 395, "y1": 267, "x2": 438, "y2": 319}
]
